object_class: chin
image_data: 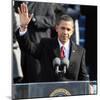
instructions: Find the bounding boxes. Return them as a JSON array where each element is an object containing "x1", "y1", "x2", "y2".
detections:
[{"x1": 62, "y1": 40, "x2": 67, "y2": 44}]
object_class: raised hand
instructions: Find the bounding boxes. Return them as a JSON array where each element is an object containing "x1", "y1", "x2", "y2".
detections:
[{"x1": 18, "y1": 3, "x2": 33, "y2": 28}]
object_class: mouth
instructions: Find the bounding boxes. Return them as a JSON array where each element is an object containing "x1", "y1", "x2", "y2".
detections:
[{"x1": 62, "y1": 34, "x2": 69, "y2": 39}]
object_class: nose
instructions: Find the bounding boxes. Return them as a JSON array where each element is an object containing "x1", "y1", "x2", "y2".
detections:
[{"x1": 63, "y1": 30, "x2": 68, "y2": 35}]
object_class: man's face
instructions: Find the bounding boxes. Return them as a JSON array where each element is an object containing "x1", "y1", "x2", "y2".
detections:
[{"x1": 56, "y1": 20, "x2": 74, "y2": 44}]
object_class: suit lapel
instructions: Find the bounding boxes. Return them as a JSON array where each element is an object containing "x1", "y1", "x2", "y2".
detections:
[
  {"x1": 54, "y1": 48, "x2": 60, "y2": 57},
  {"x1": 68, "y1": 41, "x2": 78, "y2": 71},
  {"x1": 53, "y1": 38, "x2": 60, "y2": 57}
]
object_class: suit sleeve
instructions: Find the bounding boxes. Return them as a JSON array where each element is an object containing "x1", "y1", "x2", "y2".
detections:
[
  {"x1": 15, "y1": 29, "x2": 43, "y2": 60},
  {"x1": 78, "y1": 48, "x2": 90, "y2": 80}
]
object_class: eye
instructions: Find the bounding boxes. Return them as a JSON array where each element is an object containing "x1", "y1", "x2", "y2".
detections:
[
  {"x1": 61, "y1": 27, "x2": 66, "y2": 30},
  {"x1": 67, "y1": 28, "x2": 71, "y2": 31}
]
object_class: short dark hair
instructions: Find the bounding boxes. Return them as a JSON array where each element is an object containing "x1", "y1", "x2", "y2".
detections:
[{"x1": 56, "y1": 15, "x2": 74, "y2": 25}]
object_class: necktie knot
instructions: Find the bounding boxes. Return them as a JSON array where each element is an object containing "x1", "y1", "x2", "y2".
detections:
[{"x1": 60, "y1": 46, "x2": 65, "y2": 59}]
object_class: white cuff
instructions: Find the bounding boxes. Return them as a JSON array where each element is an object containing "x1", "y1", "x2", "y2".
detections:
[{"x1": 19, "y1": 29, "x2": 27, "y2": 36}]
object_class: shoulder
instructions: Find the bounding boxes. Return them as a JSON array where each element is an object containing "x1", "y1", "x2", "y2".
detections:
[
  {"x1": 40, "y1": 38, "x2": 53, "y2": 42},
  {"x1": 40, "y1": 38, "x2": 56, "y2": 45},
  {"x1": 71, "y1": 41, "x2": 85, "y2": 52}
]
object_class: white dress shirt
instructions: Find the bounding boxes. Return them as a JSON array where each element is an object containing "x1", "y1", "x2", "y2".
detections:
[{"x1": 58, "y1": 38, "x2": 70, "y2": 60}]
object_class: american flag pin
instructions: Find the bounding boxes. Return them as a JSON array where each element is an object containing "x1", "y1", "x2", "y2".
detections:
[{"x1": 72, "y1": 50, "x2": 75, "y2": 53}]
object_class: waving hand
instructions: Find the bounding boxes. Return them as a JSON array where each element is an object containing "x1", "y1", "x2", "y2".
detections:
[{"x1": 18, "y1": 3, "x2": 33, "y2": 28}]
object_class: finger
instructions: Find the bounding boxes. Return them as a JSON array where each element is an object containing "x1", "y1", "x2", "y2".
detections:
[
  {"x1": 21, "y1": 3, "x2": 25, "y2": 13},
  {"x1": 20, "y1": 3, "x2": 23, "y2": 13},
  {"x1": 24, "y1": 3, "x2": 28, "y2": 13},
  {"x1": 18, "y1": 7, "x2": 21, "y2": 14},
  {"x1": 29, "y1": 13, "x2": 33, "y2": 22},
  {"x1": 23, "y1": 3, "x2": 26, "y2": 13}
]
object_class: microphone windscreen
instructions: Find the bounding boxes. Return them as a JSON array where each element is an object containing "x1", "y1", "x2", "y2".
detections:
[
  {"x1": 53, "y1": 57, "x2": 61, "y2": 67},
  {"x1": 61, "y1": 58, "x2": 69, "y2": 67}
]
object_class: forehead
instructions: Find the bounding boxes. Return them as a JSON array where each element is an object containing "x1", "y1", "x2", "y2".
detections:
[{"x1": 57, "y1": 20, "x2": 74, "y2": 28}]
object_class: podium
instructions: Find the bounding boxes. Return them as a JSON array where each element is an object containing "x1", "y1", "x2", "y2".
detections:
[{"x1": 12, "y1": 81, "x2": 97, "y2": 99}]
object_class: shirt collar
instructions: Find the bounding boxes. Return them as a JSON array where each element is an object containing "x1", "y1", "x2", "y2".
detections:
[{"x1": 58, "y1": 38, "x2": 70, "y2": 50}]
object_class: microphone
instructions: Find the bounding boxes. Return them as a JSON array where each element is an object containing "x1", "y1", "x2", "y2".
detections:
[
  {"x1": 53, "y1": 57, "x2": 61, "y2": 74},
  {"x1": 61, "y1": 58, "x2": 69, "y2": 74}
]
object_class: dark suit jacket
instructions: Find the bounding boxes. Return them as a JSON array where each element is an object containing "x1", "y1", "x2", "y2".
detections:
[{"x1": 16, "y1": 30, "x2": 89, "y2": 82}]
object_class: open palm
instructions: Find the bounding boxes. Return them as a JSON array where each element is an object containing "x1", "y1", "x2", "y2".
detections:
[{"x1": 18, "y1": 3, "x2": 33, "y2": 26}]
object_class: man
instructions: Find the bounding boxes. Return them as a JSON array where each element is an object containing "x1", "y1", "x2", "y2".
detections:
[
  {"x1": 13, "y1": 1, "x2": 55, "y2": 82},
  {"x1": 16, "y1": 3, "x2": 89, "y2": 82}
]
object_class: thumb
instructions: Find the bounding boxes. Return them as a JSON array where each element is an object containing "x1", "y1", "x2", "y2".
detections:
[{"x1": 29, "y1": 13, "x2": 33, "y2": 22}]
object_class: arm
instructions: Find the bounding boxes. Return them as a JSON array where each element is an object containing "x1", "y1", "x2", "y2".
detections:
[
  {"x1": 78, "y1": 48, "x2": 89, "y2": 80},
  {"x1": 16, "y1": 29, "x2": 42, "y2": 60},
  {"x1": 16, "y1": 3, "x2": 42, "y2": 59}
]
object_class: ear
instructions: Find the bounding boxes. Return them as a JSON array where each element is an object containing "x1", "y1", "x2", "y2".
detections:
[{"x1": 55, "y1": 25, "x2": 58, "y2": 32}]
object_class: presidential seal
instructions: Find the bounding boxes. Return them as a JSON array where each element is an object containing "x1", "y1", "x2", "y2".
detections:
[{"x1": 49, "y1": 88, "x2": 71, "y2": 97}]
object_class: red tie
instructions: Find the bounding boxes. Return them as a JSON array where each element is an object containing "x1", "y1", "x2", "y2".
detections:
[{"x1": 60, "y1": 46, "x2": 65, "y2": 59}]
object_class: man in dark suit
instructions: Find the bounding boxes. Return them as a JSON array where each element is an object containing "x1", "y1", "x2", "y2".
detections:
[
  {"x1": 13, "y1": 1, "x2": 55, "y2": 82},
  {"x1": 16, "y1": 3, "x2": 89, "y2": 82}
]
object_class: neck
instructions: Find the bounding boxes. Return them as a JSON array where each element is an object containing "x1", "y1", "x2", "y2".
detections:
[
  {"x1": 58, "y1": 38, "x2": 69, "y2": 46},
  {"x1": 61, "y1": 40, "x2": 69, "y2": 45},
  {"x1": 61, "y1": 41, "x2": 67, "y2": 45}
]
